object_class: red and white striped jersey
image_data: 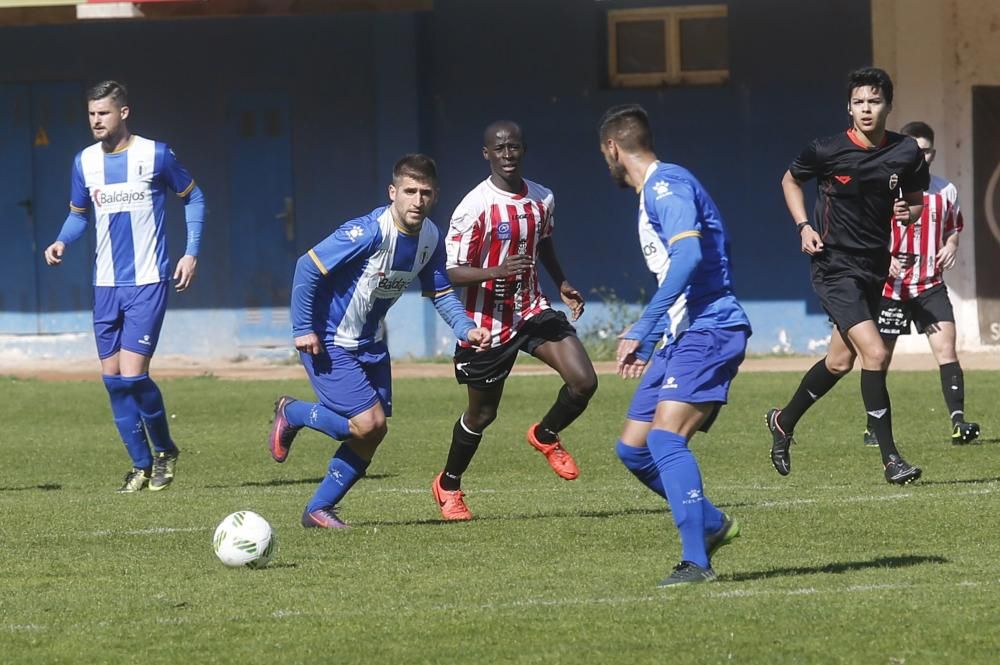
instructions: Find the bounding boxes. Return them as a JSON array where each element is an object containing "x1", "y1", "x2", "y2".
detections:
[
  {"x1": 446, "y1": 177, "x2": 555, "y2": 348},
  {"x1": 883, "y1": 175, "x2": 963, "y2": 300}
]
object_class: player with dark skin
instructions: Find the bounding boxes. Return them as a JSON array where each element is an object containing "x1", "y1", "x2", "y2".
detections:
[{"x1": 446, "y1": 121, "x2": 596, "y2": 435}]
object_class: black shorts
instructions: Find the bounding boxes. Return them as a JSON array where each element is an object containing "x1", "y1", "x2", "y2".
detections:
[
  {"x1": 810, "y1": 249, "x2": 890, "y2": 333},
  {"x1": 876, "y1": 284, "x2": 955, "y2": 336},
  {"x1": 453, "y1": 309, "x2": 577, "y2": 390}
]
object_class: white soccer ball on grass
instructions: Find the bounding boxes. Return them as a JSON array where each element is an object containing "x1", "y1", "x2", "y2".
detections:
[{"x1": 212, "y1": 511, "x2": 276, "y2": 569}]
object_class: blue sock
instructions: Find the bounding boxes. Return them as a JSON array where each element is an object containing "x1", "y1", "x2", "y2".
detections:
[
  {"x1": 615, "y1": 441, "x2": 665, "y2": 498},
  {"x1": 702, "y1": 497, "x2": 724, "y2": 535},
  {"x1": 646, "y1": 428, "x2": 709, "y2": 568},
  {"x1": 286, "y1": 400, "x2": 352, "y2": 441},
  {"x1": 102, "y1": 375, "x2": 152, "y2": 469},
  {"x1": 306, "y1": 444, "x2": 371, "y2": 512},
  {"x1": 123, "y1": 374, "x2": 176, "y2": 454}
]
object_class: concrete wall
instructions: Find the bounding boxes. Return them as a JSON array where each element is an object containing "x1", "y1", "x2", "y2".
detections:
[{"x1": 872, "y1": 0, "x2": 1000, "y2": 351}]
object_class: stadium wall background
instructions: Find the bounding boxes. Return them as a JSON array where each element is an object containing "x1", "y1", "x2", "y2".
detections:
[{"x1": 0, "y1": 0, "x2": 992, "y2": 361}]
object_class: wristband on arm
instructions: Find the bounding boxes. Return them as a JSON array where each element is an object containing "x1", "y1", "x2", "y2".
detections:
[{"x1": 796, "y1": 221, "x2": 812, "y2": 233}]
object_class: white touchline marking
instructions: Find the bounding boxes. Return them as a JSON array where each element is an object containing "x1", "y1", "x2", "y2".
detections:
[{"x1": 83, "y1": 526, "x2": 210, "y2": 537}]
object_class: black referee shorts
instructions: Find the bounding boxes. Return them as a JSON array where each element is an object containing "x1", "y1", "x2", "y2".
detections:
[
  {"x1": 453, "y1": 309, "x2": 577, "y2": 390},
  {"x1": 876, "y1": 284, "x2": 955, "y2": 336},
  {"x1": 810, "y1": 249, "x2": 890, "y2": 333}
]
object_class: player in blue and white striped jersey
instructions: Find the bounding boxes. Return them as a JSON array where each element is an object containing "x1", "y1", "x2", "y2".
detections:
[
  {"x1": 268, "y1": 154, "x2": 491, "y2": 529},
  {"x1": 599, "y1": 104, "x2": 751, "y2": 587},
  {"x1": 43, "y1": 81, "x2": 205, "y2": 494}
]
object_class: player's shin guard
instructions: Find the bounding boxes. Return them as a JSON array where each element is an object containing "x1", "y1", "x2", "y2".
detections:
[
  {"x1": 615, "y1": 440, "x2": 665, "y2": 499},
  {"x1": 102, "y1": 375, "x2": 152, "y2": 469},
  {"x1": 939, "y1": 361, "x2": 965, "y2": 425},
  {"x1": 285, "y1": 400, "x2": 351, "y2": 440},
  {"x1": 441, "y1": 416, "x2": 482, "y2": 491},
  {"x1": 124, "y1": 374, "x2": 176, "y2": 454},
  {"x1": 647, "y1": 429, "x2": 709, "y2": 568},
  {"x1": 537, "y1": 384, "x2": 594, "y2": 442},
  {"x1": 779, "y1": 359, "x2": 843, "y2": 432},
  {"x1": 860, "y1": 369, "x2": 898, "y2": 463},
  {"x1": 306, "y1": 443, "x2": 370, "y2": 513}
]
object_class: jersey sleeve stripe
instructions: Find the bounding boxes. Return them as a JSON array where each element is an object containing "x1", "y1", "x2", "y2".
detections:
[
  {"x1": 423, "y1": 287, "x2": 454, "y2": 298},
  {"x1": 176, "y1": 180, "x2": 196, "y2": 198},
  {"x1": 668, "y1": 230, "x2": 701, "y2": 245},
  {"x1": 307, "y1": 249, "x2": 328, "y2": 275},
  {"x1": 69, "y1": 203, "x2": 88, "y2": 213}
]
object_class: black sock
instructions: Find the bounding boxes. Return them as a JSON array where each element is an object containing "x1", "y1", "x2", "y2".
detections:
[
  {"x1": 939, "y1": 361, "x2": 965, "y2": 426},
  {"x1": 538, "y1": 385, "x2": 592, "y2": 441},
  {"x1": 440, "y1": 416, "x2": 483, "y2": 491},
  {"x1": 779, "y1": 359, "x2": 843, "y2": 432},
  {"x1": 860, "y1": 369, "x2": 899, "y2": 463}
]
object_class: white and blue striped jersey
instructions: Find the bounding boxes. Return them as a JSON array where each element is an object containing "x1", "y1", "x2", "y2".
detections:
[
  {"x1": 638, "y1": 161, "x2": 749, "y2": 344},
  {"x1": 69, "y1": 135, "x2": 196, "y2": 287},
  {"x1": 296, "y1": 206, "x2": 454, "y2": 350}
]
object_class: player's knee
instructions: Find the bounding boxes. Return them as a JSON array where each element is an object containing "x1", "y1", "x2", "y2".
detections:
[
  {"x1": 568, "y1": 371, "x2": 598, "y2": 400},
  {"x1": 825, "y1": 351, "x2": 855, "y2": 375},
  {"x1": 464, "y1": 406, "x2": 498, "y2": 432},
  {"x1": 351, "y1": 411, "x2": 387, "y2": 442}
]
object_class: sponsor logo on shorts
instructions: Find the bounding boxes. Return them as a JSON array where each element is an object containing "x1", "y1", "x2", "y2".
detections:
[
  {"x1": 137, "y1": 334, "x2": 151, "y2": 346},
  {"x1": 663, "y1": 376, "x2": 678, "y2": 389}
]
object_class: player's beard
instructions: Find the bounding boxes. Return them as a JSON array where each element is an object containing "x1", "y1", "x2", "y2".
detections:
[{"x1": 609, "y1": 162, "x2": 629, "y2": 189}]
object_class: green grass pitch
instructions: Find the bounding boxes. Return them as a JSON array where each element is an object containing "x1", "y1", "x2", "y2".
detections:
[{"x1": 1, "y1": 368, "x2": 998, "y2": 664}]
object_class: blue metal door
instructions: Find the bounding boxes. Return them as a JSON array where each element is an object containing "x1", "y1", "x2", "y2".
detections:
[
  {"x1": 227, "y1": 92, "x2": 296, "y2": 347},
  {"x1": 0, "y1": 84, "x2": 37, "y2": 333},
  {"x1": 31, "y1": 82, "x2": 91, "y2": 333}
]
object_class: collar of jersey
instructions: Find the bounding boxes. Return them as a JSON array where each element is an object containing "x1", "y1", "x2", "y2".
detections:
[
  {"x1": 637, "y1": 160, "x2": 660, "y2": 193},
  {"x1": 388, "y1": 209, "x2": 421, "y2": 236},
  {"x1": 104, "y1": 134, "x2": 136, "y2": 155},
  {"x1": 846, "y1": 128, "x2": 888, "y2": 150},
  {"x1": 485, "y1": 177, "x2": 528, "y2": 200}
]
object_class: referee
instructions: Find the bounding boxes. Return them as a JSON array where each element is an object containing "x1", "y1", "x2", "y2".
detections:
[{"x1": 765, "y1": 67, "x2": 929, "y2": 484}]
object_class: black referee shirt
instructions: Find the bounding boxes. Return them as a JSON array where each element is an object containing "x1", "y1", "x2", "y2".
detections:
[{"x1": 789, "y1": 129, "x2": 930, "y2": 253}]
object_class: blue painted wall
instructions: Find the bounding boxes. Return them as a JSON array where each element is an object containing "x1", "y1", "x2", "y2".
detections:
[{"x1": 0, "y1": 0, "x2": 872, "y2": 357}]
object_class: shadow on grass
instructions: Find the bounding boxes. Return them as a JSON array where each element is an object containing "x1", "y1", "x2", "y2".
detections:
[
  {"x1": 205, "y1": 473, "x2": 395, "y2": 489},
  {"x1": 353, "y1": 505, "x2": 670, "y2": 527},
  {"x1": 0, "y1": 483, "x2": 62, "y2": 492},
  {"x1": 918, "y1": 475, "x2": 1000, "y2": 486},
  {"x1": 719, "y1": 554, "x2": 948, "y2": 582}
]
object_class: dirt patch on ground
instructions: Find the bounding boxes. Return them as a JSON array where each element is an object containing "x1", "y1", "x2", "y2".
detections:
[{"x1": 4, "y1": 351, "x2": 1000, "y2": 382}]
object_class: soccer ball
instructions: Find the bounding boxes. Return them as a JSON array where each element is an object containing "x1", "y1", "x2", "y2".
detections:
[{"x1": 212, "y1": 511, "x2": 276, "y2": 569}]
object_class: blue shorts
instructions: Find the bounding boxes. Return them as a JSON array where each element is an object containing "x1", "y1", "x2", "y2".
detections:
[
  {"x1": 93, "y1": 282, "x2": 168, "y2": 359},
  {"x1": 626, "y1": 326, "x2": 749, "y2": 423},
  {"x1": 301, "y1": 342, "x2": 392, "y2": 418}
]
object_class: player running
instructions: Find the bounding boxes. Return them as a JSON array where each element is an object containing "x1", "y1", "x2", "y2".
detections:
[
  {"x1": 599, "y1": 104, "x2": 751, "y2": 587},
  {"x1": 267, "y1": 154, "x2": 490, "y2": 528},
  {"x1": 430, "y1": 120, "x2": 598, "y2": 521},
  {"x1": 43, "y1": 81, "x2": 204, "y2": 493},
  {"x1": 864, "y1": 121, "x2": 980, "y2": 446},
  {"x1": 766, "y1": 67, "x2": 929, "y2": 484}
]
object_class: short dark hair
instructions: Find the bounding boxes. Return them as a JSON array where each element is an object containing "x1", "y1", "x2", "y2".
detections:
[
  {"x1": 847, "y1": 67, "x2": 893, "y2": 105},
  {"x1": 900, "y1": 121, "x2": 934, "y2": 144},
  {"x1": 87, "y1": 80, "x2": 128, "y2": 108},
  {"x1": 598, "y1": 104, "x2": 654, "y2": 152},
  {"x1": 392, "y1": 153, "x2": 438, "y2": 185}
]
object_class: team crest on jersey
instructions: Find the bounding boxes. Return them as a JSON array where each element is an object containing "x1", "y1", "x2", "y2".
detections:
[
  {"x1": 497, "y1": 222, "x2": 511, "y2": 240},
  {"x1": 888, "y1": 173, "x2": 899, "y2": 190},
  {"x1": 652, "y1": 180, "x2": 672, "y2": 200}
]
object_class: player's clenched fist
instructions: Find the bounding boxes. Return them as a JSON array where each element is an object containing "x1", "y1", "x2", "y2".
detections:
[{"x1": 467, "y1": 327, "x2": 492, "y2": 351}]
